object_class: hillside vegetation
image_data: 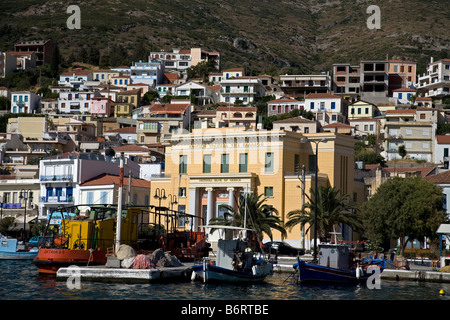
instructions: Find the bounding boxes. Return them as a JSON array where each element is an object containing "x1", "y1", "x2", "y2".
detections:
[{"x1": 1, "y1": 0, "x2": 449, "y2": 74}]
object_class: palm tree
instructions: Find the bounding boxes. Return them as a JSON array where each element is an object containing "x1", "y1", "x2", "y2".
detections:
[
  {"x1": 209, "y1": 192, "x2": 286, "y2": 241},
  {"x1": 285, "y1": 186, "x2": 362, "y2": 242}
]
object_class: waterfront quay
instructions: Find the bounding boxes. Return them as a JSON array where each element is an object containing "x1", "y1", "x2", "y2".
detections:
[{"x1": 55, "y1": 255, "x2": 450, "y2": 284}]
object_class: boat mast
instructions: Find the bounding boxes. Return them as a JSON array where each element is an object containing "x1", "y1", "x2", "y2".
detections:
[{"x1": 115, "y1": 152, "x2": 125, "y2": 253}]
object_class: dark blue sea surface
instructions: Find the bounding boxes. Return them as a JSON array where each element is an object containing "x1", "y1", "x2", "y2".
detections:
[{"x1": 1, "y1": 260, "x2": 450, "y2": 301}]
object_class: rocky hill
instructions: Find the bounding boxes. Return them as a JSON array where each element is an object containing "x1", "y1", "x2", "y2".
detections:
[{"x1": 1, "y1": 0, "x2": 449, "y2": 74}]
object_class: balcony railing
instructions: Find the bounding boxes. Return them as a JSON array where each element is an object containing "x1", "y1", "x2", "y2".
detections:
[
  {"x1": 0, "y1": 203, "x2": 22, "y2": 209},
  {"x1": 39, "y1": 174, "x2": 73, "y2": 182},
  {"x1": 39, "y1": 196, "x2": 74, "y2": 203}
]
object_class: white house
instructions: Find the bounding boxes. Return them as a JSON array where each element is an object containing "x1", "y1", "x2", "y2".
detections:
[
  {"x1": 304, "y1": 93, "x2": 346, "y2": 125},
  {"x1": 38, "y1": 152, "x2": 140, "y2": 218},
  {"x1": 267, "y1": 96, "x2": 305, "y2": 116},
  {"x1": 392, "y1": 87, "x2": 416, "y2": 105},
  {"x1": 417, "y1": 58, "x2": 450, "y2": 100},
  {"x1": 10, "y1": 91, "x2": 41, "y2": 114},
  {"x1": 175, "y1": 81, "x2": 218, "y2": 105},
  {"x1": 58, "y1": 70, "x2": 93, "y2": 89},
  {"x1": 349, "y1": 117, "x2": 379, "y2": 138},
  {"x1": 130, "y1": 60, "x2": 164, "y2": 87},
  {"x1": 57, "y1": 90, "x2": 100, "y2": 114},
  {"x1": 435, "y1": 135, "x2": 450, "y2": 167},
  {"x1": 0, "y1": 52, "x2": 17, "y2": 78},
  {"x1": 219, "y1": 76, "x2": 266, "y2": 105}
]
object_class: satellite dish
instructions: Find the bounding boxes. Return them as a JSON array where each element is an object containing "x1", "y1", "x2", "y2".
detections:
[{"x1": 150, "y1": 156, "x2": 156, "y2": 162}]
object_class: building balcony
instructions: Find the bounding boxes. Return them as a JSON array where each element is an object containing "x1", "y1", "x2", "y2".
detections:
[
  {"x1": 0, "y1": 203, "x2": 22, "y2": 209},
  {"x1": 39, "y1": 174, "x2": 73, "y2": 182},
  {"x1": 39, "y1": 195, "x2": 74, "y2": 204}
]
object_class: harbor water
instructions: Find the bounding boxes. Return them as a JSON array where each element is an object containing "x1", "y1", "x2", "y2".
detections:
[{"x1": 1, "y1": 260, "x2": 450, "y2": 301}]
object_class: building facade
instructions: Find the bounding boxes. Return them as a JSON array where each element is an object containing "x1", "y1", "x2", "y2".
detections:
[{"x1": 150, "y1": 128, "x2": 357, "y2": 248}]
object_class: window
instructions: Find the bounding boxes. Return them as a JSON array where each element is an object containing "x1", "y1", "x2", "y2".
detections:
[
  {"x1": 221, "y1": 154, "x2": 229, "y2": 173},
  {"x1": 178, "y1": 205, "x2": 186, "y2": 227},
  {"x1": 294, "y1": 154, "x2": 300, "y2": 173},
  {"x1": 265, "y1": 152, "x2": 274, "y2": 173},
  {"x1": 310, "y1": 102, "x2": 314, "y2": 110},
  {"x1": 86, "y1": 191, "x2": 94, "y2": 204},
  {"x1": 265, "y1": 187, "x2": 274, "y2": 198},
  {"x1": 423, "y1": 129, "x2": 429, "y2": 136},
  {"x1": 423, "y1": 142, "x2": 429, "y2": 149},
  {"x1": 100, "y1": 191, "x2": 108, "y2": 204},
  {"x1": 179, "y1": 187, "x2": 186, "y2": 197},
  {"x1": 308, "y1": 154, "x2": 317, "y2": 173},
  {"x1": 239, "y1": 153, "x2": 248, "y2": 173},
  {"x1": 203, "y1": 154, "x2": 211, "y2": 173},
  {"x1": 405, "y1": 129, "x2": 412, "y2": 136},
  {"x1": 244, "y1": 86, "x2": 249, "y2": 92},
  {"x1": 225, "y1": 86, "x2": 230, "y2": 93},
  {"x1": 331, "y1": 102, "x2": 336, "y2": 109},
  {"x1": 179, "y1": 155, "x2": 187, "y2": 174}
]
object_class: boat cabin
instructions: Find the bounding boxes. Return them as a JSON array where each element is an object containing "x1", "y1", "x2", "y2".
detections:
[{"x1": 318, "y1": 244, "x2": 352, "y2": 270}]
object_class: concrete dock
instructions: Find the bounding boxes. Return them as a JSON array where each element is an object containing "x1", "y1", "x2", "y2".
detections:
[
  {"x1": 56, "y1": 264, "x2": 194, "y2": 283},
  {"x1": 55, "y1": 255, "x2": 450, "y2": 283}
]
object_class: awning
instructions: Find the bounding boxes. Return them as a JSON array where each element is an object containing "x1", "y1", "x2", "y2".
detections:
[{"x1": 437, "y1": 224, "x2": 450, "y2": 234}]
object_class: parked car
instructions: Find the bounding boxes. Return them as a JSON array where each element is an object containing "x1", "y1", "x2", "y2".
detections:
[{"x1": 263, "y1": 241, "x2": 305, "y2": 256}]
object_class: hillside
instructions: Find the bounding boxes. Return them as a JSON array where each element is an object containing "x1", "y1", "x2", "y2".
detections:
[{"x1": 0, "y1": 0, "x2": 449, "y2": 74}]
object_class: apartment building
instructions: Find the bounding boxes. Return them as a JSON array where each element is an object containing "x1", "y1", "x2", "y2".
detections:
[
  {"x1": 332, "y1": 63, "x2": 361, "y2": 97},
  {"x1": 10, "y1": 91, "x2": 41, "y2": 114},
  {"x1": 360, "y1": 60, "x2": 389, "y2": 99},
  {"x1": 215, "y1": 106, "x2": 257, "y2": 129},
  {"x1": 388, "y1": 60, "x2": 417, "y2": 95},
  {"x1": 58, "y1": 70, "x2": 93, "y2": 89},
  {"x1": 417, "y1": 58, "x2": 450, "y2": 100},
  {"x1": 219, "y1": 76, "x2": 266, "y2": 105},
  {"x1": 57, "y1": 89, "x2": 100, "y2": 114},
  {"x1": 279, "y1": 74, "x2": 331, "y2": 98},
  {"x1": 304, "y1": 93, "x2": 347, "y2": 125},
  {"x1": 0, "y1": 52, "x2": 17, "y2": 78},
  {"x1": 38, "y1": 152, "x2": 140, "y2": 218},
  {"x1": 14, "y1": 39, "x2": 54, "y2": 65},
  {"x1": 130, "y1": 61, "x2": 164, "y2": 87},
  {"x1": 267, "y1": 96, "x2": 305, "y2": 117},
  {"x1": 381, "y1": 108, "x2": 443, "y2": 161}
]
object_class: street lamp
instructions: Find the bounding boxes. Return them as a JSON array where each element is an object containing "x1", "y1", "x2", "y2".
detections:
[
  {"x1": 168, "y1": 194, "x2": 178, "y2": 231},
  {"x1": 19, "y1": 189, "x2": 33, "y2": 241},
  {"x1": 154, "y1": 188, "x2": 166, "y2": 233},
  {"x1": 301, "y1": 137, "x2": 328, "y2": 262}
]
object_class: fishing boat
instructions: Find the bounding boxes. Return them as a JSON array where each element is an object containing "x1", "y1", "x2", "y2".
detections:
[
  {"x1": 0, "y1": 235, "x2": 38, "y2": 260},
  {"x1": 33, "y1": 205, "x2": 140, "y2": 274},
  {"x1": 294, "y1": 243, "x2": 383, "y2": 284},
  {"x1": 191, "y1": 226, "x2": 274, "y2": 283}
]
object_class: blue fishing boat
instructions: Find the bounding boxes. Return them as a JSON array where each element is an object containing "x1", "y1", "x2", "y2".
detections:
[
  {"x1": 191, "y1": 226, "x2": 273, "y2": 283},
  {"x1": 294, "y1": 243, "x2": 383, "y2": 284},
  {"x1": 0, "y1": 236, "x2": 38, "y2": 260}
]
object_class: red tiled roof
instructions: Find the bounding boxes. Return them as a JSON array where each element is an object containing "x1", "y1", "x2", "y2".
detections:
[
  {"x1": 385, "y1": 109, "x2": 416, "y2": 114},
  {"x1": 268, "y1": 97, "x2": 302, "y2": 104},
  {"x1": 80, "y1": 173, "x2": 150, "y2": 188},
  {"x1": 112, "y1": 145, "x2": 149, "y2": 152},
  {"x1": 349, "y1": 117, "x2": 377, "y2": 122},
  {"x1": 149, "y1": 103, "x2": 190, "y2": 114},
  {"x1": 60, "y1": 70, "x2": 91, "y2": 76},
  {"x1": 323, "y1": 123, "x2": 353, "y2": 128},
  {"x1": 305, "y1": 93, "x2": 340, "y2": 99},
  {"x1": 106, "y1": 127, "x2": 136, "y2": 133},
  {"x1": 393, "y1": 87, "x2": 416, "y2": 92},
  {"x1": 436, "y1": 135, "x2": 450, "y2": 144},
  {"x1": 7, "y1": 51, "x2": 35, "y2": 56},
  {"x1": 416, "y1": 97, "x2": 432, "y2": 101},
  {"x1": 385, "y1": 167, "x2": 436, "y2": 178},
  {"x1": 216, "y1": 106, "x2": 258, "y2": 112},
  {"x1": 424, "y1": 170, "x2": 450, "y2": 184}
]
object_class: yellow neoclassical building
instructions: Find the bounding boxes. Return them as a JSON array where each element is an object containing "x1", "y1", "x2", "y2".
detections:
[{"x1": 150, "y1": 127, "x2": 357, "y2": 248}]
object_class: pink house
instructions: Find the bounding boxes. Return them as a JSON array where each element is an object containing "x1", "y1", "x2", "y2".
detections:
[{"x1": 91, "y1": 96, "x2": 114, "y2": 117}]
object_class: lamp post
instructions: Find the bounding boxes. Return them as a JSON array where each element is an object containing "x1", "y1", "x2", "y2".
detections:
[
  {"x1": 168, "y1": 194, "x2": 178, "y2": 231},
  {"x1": 301, "y1": 137, "x2": 328, "y2": 262},
  {"x1": 19, "y1": 189, "x2": 33, "y2": 241},
  {"x1": 154, "y1": 188, "x2": 166, "y2": 231}
]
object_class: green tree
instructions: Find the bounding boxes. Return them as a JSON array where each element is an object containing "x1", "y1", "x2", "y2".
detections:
[
  {"x1": 0, "y1": 96, "x2": 10, "y2": 111},
  {"x1": 285, "y1": 186, "x2": 362, "y2": 242},
  {"x1": 142, "y1": 90, "x2": 160, "y2": 105},
  {"x1": 186, "y1": 60, "x2": 216, "y2": 82},
  {"x1": 360, "y1": 176, "x2": 446, "y2": 254},
  {"x1": 50, "y1": 44, "x2": 61, "y2": 78},
  {"x1": 0, "y1": 217, "x2": 15, "y2": 235},
  {"x1": 210, "y1": 193, "x2": 286, "y2": 241},
  {"x1": 398, "y1": 145, "x2": 407, "y2": 159}
]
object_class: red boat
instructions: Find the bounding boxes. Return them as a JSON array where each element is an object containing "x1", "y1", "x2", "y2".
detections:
[{"x1": 33, "y1": 206, "x2": 140, "y2": 275}]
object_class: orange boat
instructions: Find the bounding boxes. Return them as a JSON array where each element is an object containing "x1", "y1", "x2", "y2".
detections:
[{"x1": 33, "y1": 206, "x2": 140, "y2": 275}]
